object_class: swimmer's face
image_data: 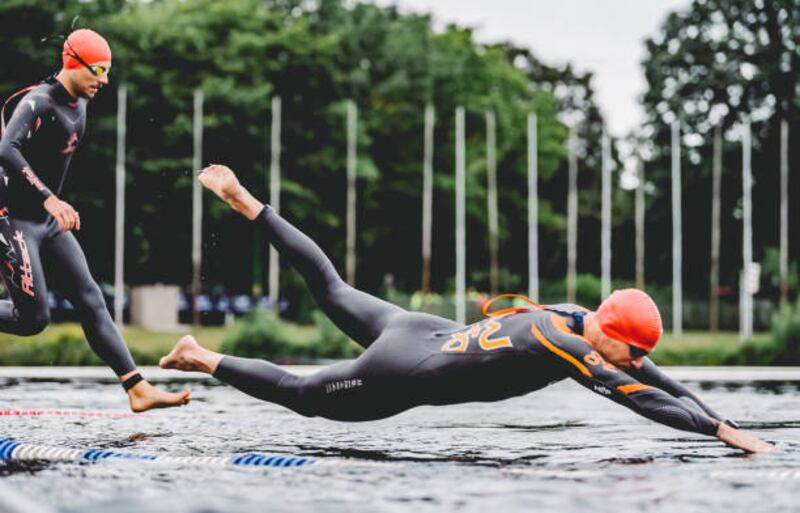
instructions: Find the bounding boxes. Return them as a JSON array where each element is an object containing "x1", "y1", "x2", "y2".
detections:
[
  {"x1": 584, "y1": 313, "x2": 647, "y2": 370},
  {"x1": 595, "y1": 334, "x2": 646, "y2": 370},
  {"x1": 67, "y1": 61, "x2": 111, "y2": 99}
]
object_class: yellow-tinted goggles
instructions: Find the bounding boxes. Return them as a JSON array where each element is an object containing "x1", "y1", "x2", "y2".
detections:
[{"x1": 86, "y1": 64, "x2": 109, "y2": 77}]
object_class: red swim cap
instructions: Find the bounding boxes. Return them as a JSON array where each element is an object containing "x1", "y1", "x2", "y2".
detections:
[
  {"x1": 595, "y1": 289, "x2": 662, "y2": 352},
  {"x1": 62, "y1": 29, "x2": 112, "y2": 69}
]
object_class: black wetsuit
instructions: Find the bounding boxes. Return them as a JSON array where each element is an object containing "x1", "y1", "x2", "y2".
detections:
[
  {"x1": 0, "y1": 78, "x2": 135, "y2": 375},
  {"x1": 215, "y1": 207, "x2": 722, "y2": 436}
]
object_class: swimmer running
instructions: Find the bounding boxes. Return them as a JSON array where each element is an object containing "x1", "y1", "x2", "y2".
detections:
[
  {"x1": 0, "y1": 29, "x2": 190, "y2": 411},
  {"x1": 161, "y1": 164, "x2": 775, "y2": 453}
]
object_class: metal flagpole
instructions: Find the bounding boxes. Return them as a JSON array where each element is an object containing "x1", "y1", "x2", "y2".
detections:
[
  {"x1": 780, "y1": 119, "x2": 789, "y2": 305},
  {"x1": 671, "y1": 120, "x2": 683, "y2": 336},
  {"x1": 422, "y1": 104, "x2": 435, "y2": 294},
  {"x1": 268, "y1": 96, "x2": 282, "y2": 312},
  {"x1": 567, "y1": 126, "x2": 578, "y2": 303},
  {"x1": 528, "y1": 113, "x2": 539, "y2": 300},
  {"x1": 113, "y1": 85, "x2": 127, "y2": 327},
  {"x1": 635, "y1": 158, "x2": 645, "y2": 290},
  {"x1": 346, "y1": 100, "x2": 357, "y2": 286},
  {"x1": 191, "y1": 89, "x2": 204, "y2": 326},
  {"x1": 601, "y1": 130, "x2": 612, "y2": 300},
  {"x1": 741, "y1": 121, "x2": 753, "y2": 341},
  {"x1": 710, "y1": 124, "x2": 722, "y2": 330},
  {"x1": 455, "y1": 107, "x2": 466, "y2": 323},
  {"x1": 486, "y1": 111, "x2": 499, "y2": 295}
]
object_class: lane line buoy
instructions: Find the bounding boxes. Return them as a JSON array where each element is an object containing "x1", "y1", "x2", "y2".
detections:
[
  {"x1": 0, "y1": 439, "x2": 317, "y2": 468},
  {"x1": 1, "y1": 409, "x2": 140, "y2": 418}
]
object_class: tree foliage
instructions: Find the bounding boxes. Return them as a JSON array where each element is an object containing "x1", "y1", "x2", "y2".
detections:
[
  {"x1": 2, "y1": 0, "x2": 593, "y2": 303},
  {"x1": 640, "y1": 0, "x2": 800, "y2": 299}
]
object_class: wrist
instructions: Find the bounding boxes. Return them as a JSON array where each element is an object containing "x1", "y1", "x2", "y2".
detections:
[{"x1": 723, "y1": 419, "x2": 740, "y2": 429}]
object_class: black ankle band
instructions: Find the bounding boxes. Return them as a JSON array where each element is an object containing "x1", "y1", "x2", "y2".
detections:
[{"x1": 122, "y1": 373, "x2": 144, "y2": 391}]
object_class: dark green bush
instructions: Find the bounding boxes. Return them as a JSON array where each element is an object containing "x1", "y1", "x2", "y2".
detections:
[
  {"x1": 2, "y1": 333, "x2": 158, "y2": 366},
  {"x1": 219, "y1": 310, "x2": 298, "y2": 359},
  {"x1": 309, "y1": 310, "x2": 362, "y2": 359},
  {"x1": 727, "y1": 339, "x2": 778, "y2": 365},
  {"x1": 770, "y1": 300, "x2": 800, "y2": 364},
  {"x1": 4, "y1": 333, "x2": 101, "y2": 366}
]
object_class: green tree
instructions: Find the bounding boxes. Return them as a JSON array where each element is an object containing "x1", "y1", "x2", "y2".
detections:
[
  {"x1": 640, "y1": 0, "x2": 799, "y2": 299},
  {"x1": 1, "y1": 0, "x2": 614, "y2": 316}
]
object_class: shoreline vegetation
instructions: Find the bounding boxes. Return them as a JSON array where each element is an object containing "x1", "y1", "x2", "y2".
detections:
[{"x1": 0, "y1": 309, "x2": 793, "y2": 367}]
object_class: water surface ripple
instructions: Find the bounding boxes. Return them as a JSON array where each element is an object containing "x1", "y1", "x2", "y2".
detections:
[{"x1": 0, "y1": 367, "x2": 797, "y2": 513}]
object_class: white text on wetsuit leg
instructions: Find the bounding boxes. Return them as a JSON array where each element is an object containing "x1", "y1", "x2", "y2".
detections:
[{"x1": 325, "y1": 379, "x2": 363, "y2": 394}]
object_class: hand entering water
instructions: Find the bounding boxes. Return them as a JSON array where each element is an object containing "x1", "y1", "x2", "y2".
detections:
[{"x1": 716, "y1": 423, "x2": 779, "y2": 453}]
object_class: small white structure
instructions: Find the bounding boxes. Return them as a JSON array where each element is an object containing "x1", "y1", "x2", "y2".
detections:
[{"x1": 130, "y1": 284, "x2": 181, "y2": 332}]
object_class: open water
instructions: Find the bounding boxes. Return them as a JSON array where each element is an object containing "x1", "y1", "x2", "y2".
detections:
[{"x1": 0, "y1": 366, "x2": 798, "y2": 513}]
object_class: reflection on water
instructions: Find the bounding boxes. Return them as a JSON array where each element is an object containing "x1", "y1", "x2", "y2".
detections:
[
  {"x1": 698, "y1": 380, "x2": 800, "y2": 394},
  {"x1": 0, "y1": 367, "x2": 798, "y2": 513}
]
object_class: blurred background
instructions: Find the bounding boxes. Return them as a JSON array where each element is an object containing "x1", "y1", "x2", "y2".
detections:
[{"x1": 0, "y1": 0, "x2": 798, "y2": 366}]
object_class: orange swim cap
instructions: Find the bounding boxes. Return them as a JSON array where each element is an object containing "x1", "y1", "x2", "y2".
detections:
[
  {"x1": 62, "y1": 29, "x2": 112, "y2": 69},
  {"x1": 595, "y1": 289, "x2": 662, "y2": 352}
]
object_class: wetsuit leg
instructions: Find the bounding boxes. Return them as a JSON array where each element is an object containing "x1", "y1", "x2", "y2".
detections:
[
  {"x1": 214, "y1": 354, "x2": 413, "y2": 421},
  {"x1": 258, "y1": 206, "x2": 404, "y2": 349},
  {"x1": 0, "y1": 213, "x2": 50, "y2": 335},
  {"x1": 43, "y1": 228, "x2": 136, "y2": 376},
  {"x1": 213, "y1": 312, "x2": 459, "y2": 421}
]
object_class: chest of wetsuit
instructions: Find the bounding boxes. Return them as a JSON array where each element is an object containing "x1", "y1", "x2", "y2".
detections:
[
  {"x1": 409, "y1": 309, "x2": 574, "y2": 405},
  {"x1": 0, "y1": 79, "x2": 87, "y2": 218}
]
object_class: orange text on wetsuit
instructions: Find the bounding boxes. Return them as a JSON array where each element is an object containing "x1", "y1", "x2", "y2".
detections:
[
  {"x1": 441, "y1": 319, "x2": 512, "y2": 352},
  {"x1": 583, "y1": 350, "x2": 618, "y2": 373}
]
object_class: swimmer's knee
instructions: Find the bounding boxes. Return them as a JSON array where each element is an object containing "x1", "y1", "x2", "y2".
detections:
[
  {"x1": 14, "y1": 312, "x2": 50, "y2": 336},
  {"x1": 283, "y1": 379, "x2": 322, "y2": 417},
  {"x1": 74, "y1": 282, "x2": 107, "y2": 313},
  {"x1": 29, "y1": 318, "x2": 49, "y2": 335},
  {"x1": 322, "y1": 281, "x2": 359, "y2": 311}
]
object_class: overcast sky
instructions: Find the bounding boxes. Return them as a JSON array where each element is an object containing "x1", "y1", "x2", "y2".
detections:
[{"x1": 372, "y1": 0, "x2": 692, "y2": 138}]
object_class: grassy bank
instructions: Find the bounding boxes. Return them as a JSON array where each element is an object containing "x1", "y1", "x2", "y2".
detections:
[
  {"x1": 0, "y1": 322, "x2": 322, "y2": 366},
  {"x1": 0, "y1": 321, "x2": 784, "y2": 367},
  {"x1": 650, "y1": 331, "x2": 775, "y2": 365}
]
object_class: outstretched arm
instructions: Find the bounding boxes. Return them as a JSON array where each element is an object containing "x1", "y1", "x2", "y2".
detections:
[
  {"x1": 534, "y1": 317, "x2": 776, "y2": 452},
  {"x1": 627, "y1": 358, "x2": 725, "y2": 422}
]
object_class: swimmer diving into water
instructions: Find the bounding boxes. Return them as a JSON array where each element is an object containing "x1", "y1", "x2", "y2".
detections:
[
  {"x1": 0, "y1": 29, "x2": 190, "y2": 411},
  {"x1": 161, "y1": 164, "x2": 775, "y2": 453}
]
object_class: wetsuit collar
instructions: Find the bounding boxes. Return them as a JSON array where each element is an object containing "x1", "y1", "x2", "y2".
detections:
[
  {"x1": 570, "y1": 312, "x2": 586, "y2": 336},
  {"x1": 51, "y1": 77, "x2": 78, "y2": 104}
]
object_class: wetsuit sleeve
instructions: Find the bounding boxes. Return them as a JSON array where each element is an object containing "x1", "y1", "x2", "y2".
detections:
[
  {"x1": 0, "y1": 95, "x2": 54, "y2": 200},
  {"x1": 626, "y1": 358, "x2": 725, "y2": 422},
  {"x1": 532, "y1": 319, "x2": 720, "y2": 436}
]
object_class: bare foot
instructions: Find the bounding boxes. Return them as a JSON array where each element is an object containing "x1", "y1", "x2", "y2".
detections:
[
  {"x1": 198, "y1": 164, "x2": 241, "y2": 203},
  {"x1": 198, "y1": 164, "x2": 263, "y2": 220},
  {"x1": 128, "y1": 381, "x2": 191, "y2": 413},
  {"x1": 160, "y1": 335, "x2": 222, "y2": 374}
]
